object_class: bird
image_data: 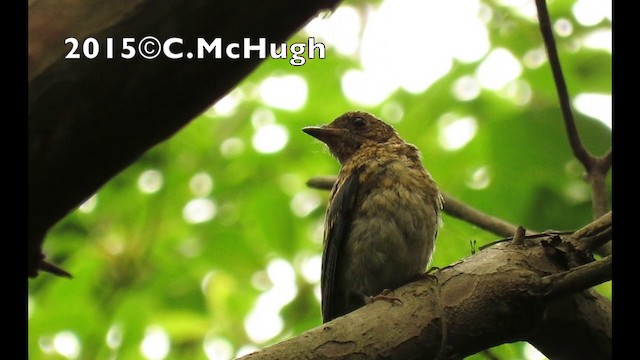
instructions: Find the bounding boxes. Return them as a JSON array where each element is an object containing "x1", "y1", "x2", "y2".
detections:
[{"x1": 303, "y1": 111, "x2": 443, "y2": 323}]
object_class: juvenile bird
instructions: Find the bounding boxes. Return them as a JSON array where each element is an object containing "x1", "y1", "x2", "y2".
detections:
[{"x1": 303, "y1": 111, "x2": 443, "y2": 323}]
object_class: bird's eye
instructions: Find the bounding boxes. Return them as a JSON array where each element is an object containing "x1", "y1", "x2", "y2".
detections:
[{"x1": 352, "y1": 117, "x2": 366, "y2": 128}]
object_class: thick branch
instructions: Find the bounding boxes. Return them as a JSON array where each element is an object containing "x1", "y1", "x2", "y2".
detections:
[
  {"x1": 239, "y1": 232, "x2": 611, "y2": 359},
  {"x1": 28, "y1": 0, "x2": 342, "y2": 277}
]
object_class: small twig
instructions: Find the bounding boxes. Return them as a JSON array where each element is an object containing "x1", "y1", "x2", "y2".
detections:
[
  {"x1": 576, "y1": 227, "x2": 612, "y2": 253},
  {"x1": 571, "y1": 211, "x2": 612, "y2": 240},
  {"x1": 479, "y1": 231, "x2": 571, "y2": 251},
  {"x1": 306, "y1": 176, "x2": 336, "y2": 190},
  {"x1": 541, "y1": 255, "x2": 612, "y2": 300},
  {"x1": 307, "y1": 176, "x2": 530, "y2": 238},
  {"x1": 442, "y1": 194, "x2": 532, "y2": 238},
  {"x1": 512, "y1": 226, "x2": 526, "y2": 246}
]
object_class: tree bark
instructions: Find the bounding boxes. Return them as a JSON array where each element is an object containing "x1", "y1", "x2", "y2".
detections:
[
  {"x1": 28, "y1": 0, "x2": 341, "y2": 276},
  {"x1": 238, "y1": 230, "x2": 611, "y2": 359}
]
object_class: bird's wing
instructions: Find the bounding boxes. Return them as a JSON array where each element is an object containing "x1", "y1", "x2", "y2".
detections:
[{"x1": 321, "y1": 166, "x2": 361, "y2": 323}]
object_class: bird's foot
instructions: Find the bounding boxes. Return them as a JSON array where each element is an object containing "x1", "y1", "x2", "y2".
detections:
[{"x1": 365, "y1": 289, "x2": 403, "y2": 306}]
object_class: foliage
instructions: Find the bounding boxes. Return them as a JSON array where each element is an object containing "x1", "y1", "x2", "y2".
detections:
[{"x1": 28, "y1": 0, "x2": 611, "y2": 359}]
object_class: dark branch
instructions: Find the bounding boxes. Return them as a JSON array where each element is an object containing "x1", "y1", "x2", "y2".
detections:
[
  {"x1": 600, "y1": 149, "x2": 612, "y2": 171},
  {"x1": 307, "y1": 176, "x2": 530, "y2": 238},
  {"x1": 576, "y1": 227, "x2": 612, "y2": 253},
  {"x1": 534, "y1": 0, "x2": 593, "y2": 169},
  {"x1": 306, "y1": 176, "x2": 336, "y2": 190},
  {"x1": 589, "y1": 171, "x2": 610, "y2": 220},
  {"x1": 571, "y1": 211, "x2": 612, "y2": 240},
  {"x1": 541, "y1": 255, "x2": 612, "y2": 300},
  {"x1": 28, "y1": 0, "x2": 342, "y2": 277}
]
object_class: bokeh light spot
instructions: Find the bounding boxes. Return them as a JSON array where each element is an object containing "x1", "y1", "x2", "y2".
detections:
[
  {"x1": 466, "y1": 166, "x2": 491, "y2": 190},
  {"x1": 494, "y1": 0, "x2": 537, "y2": 20},
  {"x1": 252, "y1": 124, "x2": 289, "y2": 154},
  {"x1": 138, "y1": 169, "x2": 163, "y2": 194},
  {"x1": 203, "y1": 335, "x2": 233, "y2": 360},
  {"x1": 341, "y1": 69, "x2": 397, "y2": 106},
  {"x1": 251, "y1": 108, "x2": 276, "y2": 129},
  {"x1": 290, "y1": 191, "x2": 322, "y2": 217},
  {"x1": 380, "y1": 102, "x2": 405, "y2": 124},
  {"x1": 554, "y1": 18, "x2": 574, "y2": 37},
  {"x1": 53, "y1": 331, "x2": 81, "y2": 359},
  {"x1": 106, "y1": 323, "x2": 124, "y2": 350},
  {"x1": 304, "y1": 6, "x2": 361, "y2": 56},
  {"x1": 573, "y1": 93, "x2": 611, "y2": 129},
  {"x1": 504, "y1": 79, "x2": 532, "y2": 106},
  {"x1": 258, "y1": 75, "x2": 308, "y2": 111},
  {"x1": 523, "y1": 48, "x2": 547, "y2": 69},
  {"x1": 39, "y1": 336, "x2": 55, "y2": 355},
  {"x1": 477, "y1": 48, "x2": 522, "y2": 90},
  {"x1": 299, "y1": 254, "x2": 322, "y2": 283},
  {"x1": 582, "y1": 29, "x2": 612, "y2": 53},
  {"x1": 438, "y1": 114, "x2": 478, "y2": 151},
  {"x1": 220, "y1": 137, "x2": 245, "y2": 158},
  {"x1": 183, "y1": 198, "x2": 218, "y2": 224},
  {"x1": 564, "y1": 181, "x2": 591, "y2": 204},
  {"x1": 190, "y1": 172, "x2": 214, "y2": 197},
  {"x1": 452, "y1": 76, "x2": 481, "y2": 101},
  {"x1": 244, "y1": 309, "x2": 283, "y2": 344},
  {"x1": 140, "y1": 325, "x2": 170, "y2": 360},
  {"x1": 208, "y1": 88, "x2": 244, "y2": 117},
  {"x1": 573, "y1": 0, "x2": 611, "y2": 26},
  {"x1": 244, "y1": 259, "x2": 297, "y2": 343}
]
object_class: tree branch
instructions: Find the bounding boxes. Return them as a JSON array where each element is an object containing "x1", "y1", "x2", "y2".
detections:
[
  {"x1": 534, "y1": 0, "x2": 612, "y2": 244},
  {"x1": 238, "y1": 221, "x2": 611, "y2": 360},
  {"x1": 542, "y1": 255, "x2": 612, "y2": 300},
  {"x1": 534, "y1": 0, "x2": 593, "y2": 169},
  {"x1": 28, "y1": 0, "x2": 343, "y2": 277},
  {"x1": 307, "y1": 177, "x2": 530, "y2": 238},
  {"x1": 571, "y1": 211, "x2": 612, "y2": 241},
  {"x1": 575, "y1": 227, "x2": 612, "y2": 253},
  {"x1": 600, "y1": 149, "x2": 612, "y2": 171}
]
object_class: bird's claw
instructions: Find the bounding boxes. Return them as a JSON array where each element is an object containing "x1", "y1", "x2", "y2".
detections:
[{"x1": 366, "y1": 289, "x2": 403, "y2": 306}]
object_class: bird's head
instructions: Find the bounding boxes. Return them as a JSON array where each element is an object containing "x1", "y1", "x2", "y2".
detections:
[{"x1": 303, "y1": 111, "x2": 400, "y2": 164}]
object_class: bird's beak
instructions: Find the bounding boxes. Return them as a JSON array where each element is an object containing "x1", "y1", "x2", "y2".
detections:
[{"x1": 302, "y1": 126, "x2": 343, "y2": 145}]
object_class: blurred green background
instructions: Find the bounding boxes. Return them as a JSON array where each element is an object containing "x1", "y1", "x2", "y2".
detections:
[{"x1": 28, "y1": 0, "x2": 611, "y2": 359}]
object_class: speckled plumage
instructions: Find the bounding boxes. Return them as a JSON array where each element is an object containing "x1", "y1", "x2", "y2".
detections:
[{"x1": 304, "y1": 111, "x2": 443, "y2": 323}]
